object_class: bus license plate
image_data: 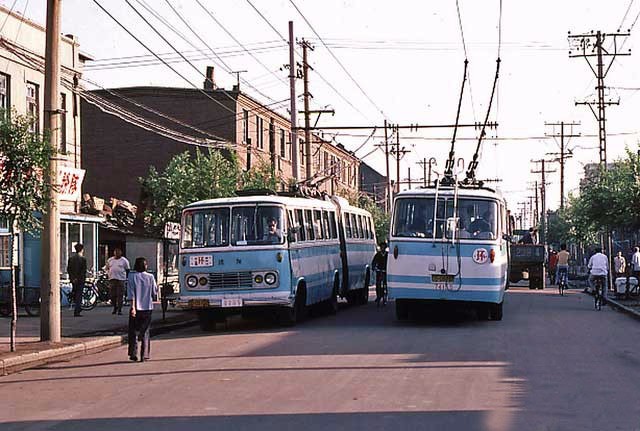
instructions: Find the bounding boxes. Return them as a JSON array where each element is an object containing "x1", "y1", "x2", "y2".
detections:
[
  {"x1": 221, "y1": 298, "x2": 242, "y2": 308},
  {"x1": 189, "y1": 299, "x2": 209, "y2": 308},
  {"x1": 190, "y1": 255, "x2": 213, "y2": 267},
  {"x1": 431, "y1": 274, "x2": 455, "y2": 283}
]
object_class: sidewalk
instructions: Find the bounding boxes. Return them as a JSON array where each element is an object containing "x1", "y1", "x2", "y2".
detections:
[
  {"x1": 605, "y1": 295, "x2": 640, "y2": 321},
  {"x1": 0, "y1": 303, "x2": 197, "y2": 375}
]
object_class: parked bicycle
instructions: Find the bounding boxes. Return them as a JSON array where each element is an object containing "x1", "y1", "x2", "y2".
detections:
[{"x1": 0, "y1": 284, "x2": 40, "y2": 317}]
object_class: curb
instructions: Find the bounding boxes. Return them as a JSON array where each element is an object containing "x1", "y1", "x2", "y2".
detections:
[
  {"x1": 0, "y1": 318, "x2": 198, "y2": 376},
  {"x1": 604, "y1": 297, "x2": 640, "y2": 321}
]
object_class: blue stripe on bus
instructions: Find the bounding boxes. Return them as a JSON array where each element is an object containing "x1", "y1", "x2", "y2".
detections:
[
  {"x1": 390, "y1": 287, "x2": 504, "y2": 303},
  {"x1": 390, "y1": 242, "x2": 507, "y2": 256},
  {"x1": 388, "y1": 274, "x2": 504, "y2": 286}
]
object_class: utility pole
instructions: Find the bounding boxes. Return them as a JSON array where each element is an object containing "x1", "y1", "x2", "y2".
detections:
[
  {"x1": 416, "y1": 157, "x2": 437, "y2": 187},
  {"x1": 384, "y1": 120, "x2": 391, "y2": 213},
  {"x1": 407, "y1": 167, "x2": 412, "y2": 190},
  {"x1": 390, "y1": 125, "x2": 409, "y2": 194},
  {"x1": 545, "y1": 121, "x2": 580, "y2": 209},
  {"x1": 300, "y1": 38, "x2": 314, "y2": 180},
  {"x1": 531, "y1": 159, "x2": 556, "y2": 244},
  {"x1": 41, "y1": 0, "x2": 61, "y2": 342},
  {"x1": 569, "y1": 30, "x2": 630, "y2": 167},
  {"x1": 288, "y1": 21, "x2": 298, "y2": 182},
  {"x1": 417, "y1": 158, "x2": 427, "y2": 187}
]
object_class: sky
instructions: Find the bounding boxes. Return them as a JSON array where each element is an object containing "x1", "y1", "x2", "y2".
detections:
[{"x1": 7, "y1": 0, "x2": 640, "y2": 218}]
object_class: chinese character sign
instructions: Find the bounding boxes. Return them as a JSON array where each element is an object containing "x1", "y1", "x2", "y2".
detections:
[{"x1": 57, "y1": 167, "x2": 85, "y2": 201}]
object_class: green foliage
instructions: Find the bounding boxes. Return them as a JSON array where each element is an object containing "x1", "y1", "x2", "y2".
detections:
[
  {"x1": 556, "y1": 147, "x2": 640, "y2": 244},
  {"x1": 241, "y1": 159, "x2": 280, "y2": 191},
  {"x1": 0, "y1": 111, "x2": 53, "y2": 233},
  {"x1": 358, "y1": 195, "x2": 390, "y2": 242},
  {"x1": 140, "y1": 148, "x2": 240, "y2": 233}
]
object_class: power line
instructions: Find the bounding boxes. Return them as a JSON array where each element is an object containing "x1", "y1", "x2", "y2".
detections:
[{"x1": 288, "y1": 0, "x2": 387, "y2": 119}]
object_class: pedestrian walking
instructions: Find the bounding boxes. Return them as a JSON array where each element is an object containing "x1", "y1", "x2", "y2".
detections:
[
  {"x1": 632, "y1": 247, "x2": 640, "y2": 282},
  {"x1": 105, "y1": 247, "x2": 130, "y2": 315},
  {"x1": 613, "y1": 251, "x2": 626, "y2": 281},
  {"x1": 66, "y1": 243, "x2": 87, "y2": 317},
  {"x1": 127, "y1": 257, "x2": 158, "y2": 362}
]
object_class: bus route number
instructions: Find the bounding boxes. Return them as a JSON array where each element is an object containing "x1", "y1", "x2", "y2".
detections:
[{"x1": 190, "y1": 255, "x2": 213, "y2": 267}]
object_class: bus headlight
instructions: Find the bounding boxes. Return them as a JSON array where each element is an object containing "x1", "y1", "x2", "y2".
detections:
[
  {"x1": 186, "y1": 275, "x2": 198, "y2": 288},
  {"x1": 254, "y1": 274, "x2": 264, "y2": 284},
  {"x1": 265, "y1": 272, "x2": 277, "y2": 285},
  {"x1": 199, "y1": 276, "x2": 208, "y2": 286}
]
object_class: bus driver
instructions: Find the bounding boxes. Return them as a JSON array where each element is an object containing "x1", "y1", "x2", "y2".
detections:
[{"x1": 263, "y1": 217, "x2": 282, "y2": 243}]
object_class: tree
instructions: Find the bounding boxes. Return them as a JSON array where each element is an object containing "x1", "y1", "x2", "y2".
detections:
[
  {"x1": 358, "y1": 195, "x2": 390, "y2": 242},
  {"x1": 241, "y1": 159, "x2": 280, "y2": 191},
  {"x1": 0, "y1": 112, "x2": 53, "y2": 352},
  {"x1": 140, "y1": 148, "x2": 240, "y2": 234}
]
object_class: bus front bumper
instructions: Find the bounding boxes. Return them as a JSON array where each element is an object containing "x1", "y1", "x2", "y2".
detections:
[{"x1": 176, "y1": 292, "x2": 294, "y2": 310}]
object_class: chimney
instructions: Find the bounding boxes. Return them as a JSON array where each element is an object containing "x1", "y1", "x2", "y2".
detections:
[{"x1": 204, "y1": 66, "x2": 215, "y2": 90}]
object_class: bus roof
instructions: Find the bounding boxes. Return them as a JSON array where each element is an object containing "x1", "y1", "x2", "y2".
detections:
[
  {"x1": 395, "y1": 185, "x2": 505, "y2": 201},
  {"x1": 184, "y1": 195, "x2": 336, "y2": 211}
]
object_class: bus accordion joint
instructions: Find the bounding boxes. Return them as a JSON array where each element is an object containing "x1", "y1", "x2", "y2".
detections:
[{"x1": 393, "y1": 245, "x2": 399, "y2": 259}]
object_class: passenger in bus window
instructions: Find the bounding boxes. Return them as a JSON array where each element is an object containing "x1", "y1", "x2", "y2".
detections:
[{"x1": 263, "y1": 217, "x2": 282, "y2": 243}]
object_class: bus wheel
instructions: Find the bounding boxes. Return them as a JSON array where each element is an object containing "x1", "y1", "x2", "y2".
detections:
[
  {"x1": 395, "y1": 299, "x2": 409, "y2": 320},
  {"x1": 326, "y1": 285, "x2": 338, "y2": 315},
  {"x1": 489, "y1": 302, "x2": 503, "y2": 321},
  {"x1": 280, "y1": 287, "x2": 306, "y2": 326},
  {"x1": 359, "y1": 270, "x2": 370, "y2": 305}
]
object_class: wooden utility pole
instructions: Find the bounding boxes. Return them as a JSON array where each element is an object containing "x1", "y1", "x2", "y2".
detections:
[
  {"x1": 300, "y1": 38, "x2": 314, "y2": 180},
  {"x1": 288, "y1": 21, "x2": 299, "y2": 181},
  {"x1": 545, "y1": 121, "x2": 580, "y2": 209},
  {"x1": 407, "y1": 167, "x2": 412, "y2": 190},
  {"x1": 390, "y1": 125, "x2": 409, "y2": 194},
  {"x1": 384, "y1": 120, "x2": 390, "y2": 212},
  {"x1": 531, "y1": 159, "x2": 556, "y2": 244},
  {"x1": 41, "y1": 0, "x2": 61, "y2": 342},
  {"x1": 569, "y1": 30, "x2": 629, "y2": 167},
  {"x1": 417, "y1": 158, "x2": 427, "y2": 187}
]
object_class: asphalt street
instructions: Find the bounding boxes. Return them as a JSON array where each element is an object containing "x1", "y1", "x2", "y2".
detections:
[{"x1": 1, "y1": 286, "x2": 639, "y2": 431}]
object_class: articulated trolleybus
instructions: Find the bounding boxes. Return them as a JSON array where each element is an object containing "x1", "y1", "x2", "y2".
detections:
[
  {"x1": 388, "y1": 182, "x2": 509, "y2": 321},
  {"x1": 177, "y1": 192, "x2": 376, "y2": 330}
]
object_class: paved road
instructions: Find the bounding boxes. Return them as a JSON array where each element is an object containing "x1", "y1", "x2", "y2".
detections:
[{"x1": 2, "y1": 287, "x2": 640, "y2": 431}]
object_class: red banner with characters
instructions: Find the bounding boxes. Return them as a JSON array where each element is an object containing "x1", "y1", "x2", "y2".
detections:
[{"x1": 58, "y1": 167, "x2": 85, "y2": 201}]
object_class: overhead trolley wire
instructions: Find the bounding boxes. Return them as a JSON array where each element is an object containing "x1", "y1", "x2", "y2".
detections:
[{"x1": 288, "y1": 0, "x2": 388, "y2": 119}]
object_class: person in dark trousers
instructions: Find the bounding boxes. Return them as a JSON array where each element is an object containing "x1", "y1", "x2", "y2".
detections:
[
  {"x1": 66, "y1": 243, "x2": 87, "y2": 317},
  {"x1": 127, "y1": 257, "x2": 158, "y2": 362},
  {"x1": 372, "y1": 241, "x2": 388, "y2": 305},
  {"x1": 106, "y1": 247, "x2": 130, "y2": 315}
]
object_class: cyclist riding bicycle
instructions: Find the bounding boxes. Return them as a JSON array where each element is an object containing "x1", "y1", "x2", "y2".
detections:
[
  {"x1": 556, "y1": 243, "x2": 570, "y2": 288},
  {"x1": 588, "y1": 247, "x2": 609, "y2": 298},
  {"x1": 372, "y1": 241, "x2": 388, "y2": 305}
]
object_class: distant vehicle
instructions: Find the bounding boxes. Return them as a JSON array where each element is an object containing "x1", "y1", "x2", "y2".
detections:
[
  {"x1": 177, "y1": 192, "x2": 376, "y2": 330},
  {"x1": 509, "y1": 241, "x2": 546, "y2": 289},
  {"x1": 387, "y1": 182, "x2": 509, "y2": 321}
]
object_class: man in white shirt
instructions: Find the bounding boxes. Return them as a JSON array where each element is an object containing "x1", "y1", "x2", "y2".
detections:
[
  {"x1": 106, "y1": 247, "x2": 130, "y2": 315},
  {"x1": 632, "y1": 247, "x2": 640, "y2": 280},
  {"x1": 588, "y1": 248, "x2": 609, "y2": 296}
]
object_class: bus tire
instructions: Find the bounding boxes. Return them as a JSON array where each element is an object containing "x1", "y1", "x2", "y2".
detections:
[
  {"x1": 395, "y1": 299, "x2": 409, "y2": 320},
  {"x1": 326, "y1": 285, "x2": 339, "y2": 315},
  {"x1": 489, "y1": 302, "x2": 503, "y2": 321},
  {"x1": 280, "y1": 286, "x2": 306, "y2": 326}
]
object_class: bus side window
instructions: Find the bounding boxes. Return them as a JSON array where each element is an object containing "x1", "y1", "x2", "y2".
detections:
[
  {"x1": 364, "y1": 216, "x2": 370, "y2": 239},
  {"x1": 357, "y1": 215, "x2": 364, "y2": 239},
  {"x1": 287, "y1": 210, "x2": 296, "y2": 243},
  {"x1": 313, "y1": 209, "x2": 324, "y2": 239},
  {"x1": 369, "y1": 217, "x2": 375, "y2": 239},
  {"x1": 351, "y1": 214, "x2": 359, "y2": 238},
  {"x1": 304, "y1": 209, "x2": 315, "y2": 240},
  {"x1": 322, "y1": 210, "x2": 331, "y2": 240},
  {"x1": 329, "y1": 211, "x2": 338, "y2": 239},
  {"x1": 295, "y1": 209, "x2": 306, "y2": 241},
  {"x1": 345, "y1": 213, "x2": 352, "y2": 238}
]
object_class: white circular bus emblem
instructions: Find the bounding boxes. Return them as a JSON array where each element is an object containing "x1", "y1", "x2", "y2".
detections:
[{"x1": 472, "y1": 248, "x2": 488, "y2": 264}]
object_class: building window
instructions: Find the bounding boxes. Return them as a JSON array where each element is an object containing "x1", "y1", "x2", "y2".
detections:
[
  {"x1": 0, "y1": 73, "x2": 10, "y2": 113},
  {"x1": 280, "y1": 129, "x2": 286, "y2": 158},
  {"x1": 243, "y1": 109, "x2": 249, "y2": 143},
  {"x1": 0, "y1": 234, "x2": 10, "y2": 269},
  {"x1": 255, "y1": 116, "x2": 264, "y2": 149},
  {"x1": 60, "y1": 93, "x2": 67, "y2": 153},
  {"x1": 26, "y1": 82, "x2": 39, "y2": 133}
]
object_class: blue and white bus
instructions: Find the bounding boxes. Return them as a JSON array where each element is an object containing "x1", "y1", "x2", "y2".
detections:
[
  {"x1": 177, "y1": 193, "x2": 376, "y2": 329},
  {"x1": 387, "y1": 183, "x2": 509, "y2": 321}
]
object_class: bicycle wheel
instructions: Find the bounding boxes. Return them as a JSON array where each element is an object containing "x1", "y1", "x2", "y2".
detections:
[{"x1": 81, "y1": 285, "x2": 98, "y2": 311}]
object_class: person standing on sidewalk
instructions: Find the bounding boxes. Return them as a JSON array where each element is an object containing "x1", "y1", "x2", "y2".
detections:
[
  {"x1": 127, "y1": 257, "x2": 157, "y2": 362},
  {"x1": 106, "y1": 248, "x2": 130, "y2": 315},
  {"x1": 632, "y1": 247, "x2": 640, "y2": 282},
  {"x1": 66, "y1": 243, "x2": 87, "y2": 317},
  {"x1": 613, "y1": 251, "x2": 626, "y2": 281}
]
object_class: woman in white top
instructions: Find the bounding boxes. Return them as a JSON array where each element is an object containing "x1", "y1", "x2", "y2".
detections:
[{"x1": 127, "y1": 257, "x2": 157, "y2": 362}]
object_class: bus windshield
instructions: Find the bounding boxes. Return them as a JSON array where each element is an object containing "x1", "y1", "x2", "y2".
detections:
[
  {"x1": 393, "y1": 197, "x2": 498, "y2": 240},
  {"x1": 182, "y1": 207, "x2": 230, "y2": 248},
  {"x1": 232, "y1": 205, "x2": 285, "y2": 246}
]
